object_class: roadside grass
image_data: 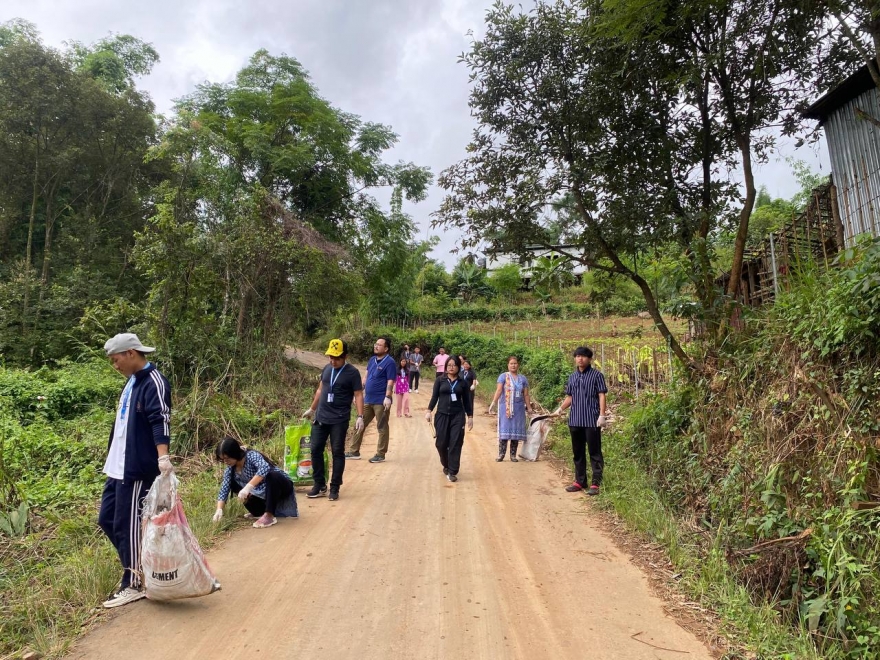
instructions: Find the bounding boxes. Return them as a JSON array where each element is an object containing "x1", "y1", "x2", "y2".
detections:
[{"x1": 545, "y1": 421, "x2": 821, "y2": 660}]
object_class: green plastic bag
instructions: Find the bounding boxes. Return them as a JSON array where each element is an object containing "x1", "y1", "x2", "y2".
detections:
[{"x1": 284, "y1": 422, "x2": 329, "y2": 486}]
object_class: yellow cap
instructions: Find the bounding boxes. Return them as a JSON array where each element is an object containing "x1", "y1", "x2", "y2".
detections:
[{"x1": 325, "y1": 339, "x2": 347, "y2": 357}]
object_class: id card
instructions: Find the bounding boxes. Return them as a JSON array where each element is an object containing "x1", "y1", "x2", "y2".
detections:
[
  {"x1": 450, "y1": 393, "x2": 457, "y2": 402},
  {"x1": 327, "y1": 393, "x2": 334, "y2": 402},
  {"x1": 515, "y1": 391, "x2": 521, "y2": 399}
]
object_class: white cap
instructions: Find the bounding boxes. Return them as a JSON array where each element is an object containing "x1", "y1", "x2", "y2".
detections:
[{"x1": 104, "y1": 333, "x2": 156, "y2": 356}]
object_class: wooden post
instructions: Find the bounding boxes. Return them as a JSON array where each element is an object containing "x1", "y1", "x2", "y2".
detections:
[
  {"x1": 829, "y1": 183, "x2": 845, "y2": 251},
  {"x1": 653, "y1": 348, "x2": 660, "y2": 392},
  {"x1": 632, "y1": 349, "x2": 639, "y2": 398}
]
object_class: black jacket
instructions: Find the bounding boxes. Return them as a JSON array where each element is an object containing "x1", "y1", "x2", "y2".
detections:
[
  {"x1": 106, "y1": 363, "x2": 172, "y2": 481},
  {"x1": 428, "y1": 376, "x2": 474, "y2": 417}
]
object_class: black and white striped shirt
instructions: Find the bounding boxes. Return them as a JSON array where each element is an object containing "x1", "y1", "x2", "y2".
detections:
[{"x1": 565, "y1": 366, "x2": 607, "y2": 428}]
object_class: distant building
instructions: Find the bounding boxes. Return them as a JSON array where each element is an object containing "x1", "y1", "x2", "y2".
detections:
[
  {"x1": 484, "y1": 244, "x2": 587, "y2": 287},
  {"x1": 805, "y1": 66, "x2": 880, "y2": 246}
]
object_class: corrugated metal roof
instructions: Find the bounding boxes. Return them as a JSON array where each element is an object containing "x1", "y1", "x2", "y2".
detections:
[{"x1": 804, "y1": 65, "x2": 876, "y2": 122}]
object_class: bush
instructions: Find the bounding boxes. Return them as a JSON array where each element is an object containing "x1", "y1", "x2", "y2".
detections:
[{"x1": 613, "y1": 241, "x2": 880, "y2": 658}]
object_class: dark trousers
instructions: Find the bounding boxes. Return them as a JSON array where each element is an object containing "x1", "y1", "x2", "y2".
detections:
[
  {"x1": 434, "y1": 412, "x2": 465, "y2": 475},
  {"x1": 230, "y1": 470, "x2": 294, "y2": 516},
  {"x1": 98, "y1": 476, "x2": 154, "y2": 590},
  {"x1": 310, "y1": 420, "x2": 349, "y2": 489},
  {"x1": 408, "y1": 370, "x2": 420, "y2": 390},
  {"x1": 569, "y1": 426, "x2": 603, "y2": 487}
]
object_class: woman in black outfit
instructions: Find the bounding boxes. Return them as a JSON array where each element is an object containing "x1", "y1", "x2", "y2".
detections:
[{"x1": 425, "y1": 356, "x2": 474, "y2": 482}]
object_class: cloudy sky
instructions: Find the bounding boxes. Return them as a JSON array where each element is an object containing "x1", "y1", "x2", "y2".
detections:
[{"x1": 4, "y1": 0, "x2": 830, "y2": 267}]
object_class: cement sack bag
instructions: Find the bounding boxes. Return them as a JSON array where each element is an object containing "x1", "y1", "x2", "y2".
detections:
[
  {"x1": 141, "y1": 472, "x2": 221, "y2": 601},
  {"x1": 519, "y1": 415, "x2": 553, "y2": 461}
]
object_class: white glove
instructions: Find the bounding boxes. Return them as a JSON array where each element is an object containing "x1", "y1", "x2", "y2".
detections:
[
  {"x1": 158, "y1": 454, "x2": 174, "y2": 476},
  {"x1": 466, "y1": 417, "x2": 474, "y2": 431},
  {"x1": 212, "y1": 508, "x2": 223, "y2": 522},
  {"x1": 597, "y1": 415, "x2": 607, "y2": 428},
  {"x1": 237, "y1": 484, "x2": 254, "y2": 502},
  {"x1": 470, "y1": 384, "x2": 475, "y2": 391},
  {"x1": 553, "y1": 407, "x2": 563, "y2": 416},
  {"x1": 302, "y1": 407, "x2": 315, "y2": 419},
  {"x1": 425, "y1": 411, "x2": 432, "y2": 422},
  {"x1": 355, "y1": 416, "x2": 364, "y2": 433},
  {"x1": 383, "y1": 396, "x2": 392, "y2": 411}
]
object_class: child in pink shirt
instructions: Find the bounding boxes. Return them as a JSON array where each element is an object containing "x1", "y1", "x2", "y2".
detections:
[{"x1": 395, "y1": 357, "x2": 411, "y2": 417}]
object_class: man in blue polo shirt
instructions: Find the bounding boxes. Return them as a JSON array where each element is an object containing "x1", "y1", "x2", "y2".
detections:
[
  {"x1": 555, "y1": 346, "x2": 607, "y2": 496},
  {"x1": 346, "y1": 336, "x2": 396, "y2": 463}
]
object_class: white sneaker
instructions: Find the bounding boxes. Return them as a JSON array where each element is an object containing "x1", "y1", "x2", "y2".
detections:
[{"x1": 103, "y1": 586, "x2": 146, "y2": 609}]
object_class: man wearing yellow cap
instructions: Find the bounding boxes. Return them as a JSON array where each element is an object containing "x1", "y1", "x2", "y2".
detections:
[{"x1": 302, "y1": 339, "x2": 364, "y2": 501}]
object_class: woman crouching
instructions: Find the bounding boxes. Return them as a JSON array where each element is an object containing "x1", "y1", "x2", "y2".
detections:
[
  {"x1": 212, "y1": 437, "x2": 298, "y2": 528},
  {"x1": 425, "y1": 356, "x2": 474, "y2": 482}
]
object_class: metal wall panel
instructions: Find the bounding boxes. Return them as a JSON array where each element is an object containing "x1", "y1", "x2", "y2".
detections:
[{"x1": 824, "y1": 88, "x2": 880, "y2": 246}]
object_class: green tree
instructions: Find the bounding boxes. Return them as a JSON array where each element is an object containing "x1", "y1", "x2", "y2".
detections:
[
  {"x1": 137, "y1": 50, "x2": 431, "y2": 374},
  {"x1": 487, "y1": 263, "x2": 522, "y2": 299},
  {"x1": 0, "y1": 23, "x2": 158, "y2": 362},
  {"x1": 416, "y1": 260, "x2": 453, "y2": 297},
  {"x1": 437, "y1": 0, "x2": 847, "y2": 366},
  {"x1": 452, "y1": 259, "x2": 492, "y2": 303}
]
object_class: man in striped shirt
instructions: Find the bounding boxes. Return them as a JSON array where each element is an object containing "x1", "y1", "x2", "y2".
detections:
[{"x1": 555, "y1": 346, "x2": 608, "y2": 496}]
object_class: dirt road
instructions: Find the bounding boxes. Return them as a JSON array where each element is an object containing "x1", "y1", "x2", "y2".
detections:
[{"x1": 69, "y1": 350, "x2": 712, "y2": 660}]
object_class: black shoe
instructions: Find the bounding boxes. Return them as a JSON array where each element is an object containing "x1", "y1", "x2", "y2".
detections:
[
  {"x1": 328, "y1": 488, "x2": 339, "y2": 501},
  {"x1": 344, "y1": 451, "x2": 361, "y2": 460},
  {"x1": 587, "y1": 485, "x2": 600, "y2": 496},
  {"x1": 443, "y1": 467, "x2": 449, "y2": 475},
  {"x1": 496, "y1": 456, "x2": 505, "y2": 462},
  {"x1": 510, "y1": 456, "x2": 519, "y2": 462},
  {"x1": 368, "y1": 454, "x2": 385, "y2": 463},
  {"x1": 306, "y1": 485, "x2": 327, "y2": 498},
  {"x1": 446, "y1": 473, "x2": 458, "y2": 482}
]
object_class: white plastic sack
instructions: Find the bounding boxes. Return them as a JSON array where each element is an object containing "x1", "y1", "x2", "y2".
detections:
[
  {"x1": 519, "y1": 415, "x2": 553, "y2": 461},
  {"x1": 141, "y1": 472, "x2": 221, "y2": 601}
]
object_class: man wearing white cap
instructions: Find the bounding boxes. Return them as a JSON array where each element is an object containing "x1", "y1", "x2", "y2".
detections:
[{"x1": 98, "y1": 333, "x2": 174, "y2": 608}]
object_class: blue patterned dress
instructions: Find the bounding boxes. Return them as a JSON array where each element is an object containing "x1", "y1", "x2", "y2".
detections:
[{"x1": 496, "y1": 373, "x2": 529, "y2": 441}]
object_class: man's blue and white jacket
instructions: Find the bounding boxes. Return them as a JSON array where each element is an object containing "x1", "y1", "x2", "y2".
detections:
[{"x1": 107, "y1": 363, "x2": 171, "y2": 481}]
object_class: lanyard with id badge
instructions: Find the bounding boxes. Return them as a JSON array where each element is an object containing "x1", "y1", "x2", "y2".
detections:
[
  {"x1": 327, "y1": 367, "x2": 341, "y2": 403},
  {"x1": 449, "y1": 379, "x2": 459, "y2": 402}
]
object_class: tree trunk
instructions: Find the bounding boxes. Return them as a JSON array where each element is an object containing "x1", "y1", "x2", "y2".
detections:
[
  {"x1": 21, "y1": 153, "x2": 41, "y2": 332},
  {"x1": 567, "y1": 186, "x2": 701, "y2": 373},
  {"x1": 725, "y1": 132, "x2": 757, "y2": 301}
]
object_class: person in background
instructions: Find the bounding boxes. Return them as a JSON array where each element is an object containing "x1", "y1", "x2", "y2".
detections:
[
  {"x1": 460, "y1": 358, "x2": 479, "y2": 410},
  {"x1": 212, "y1": 437, "x2": 297, "y2": 526},
  {"x1": 408, "y1": 346, "x2": 424, "y2": 393},
  {"x1": 302, "y1": 338, "x2": 364, "y2": 501},
  {"x1": 554, "y1": 346, "x2": 608, "y2": 496},
  {"x1": 488, "y1": 356, "x2": 534, "y2": 462},
  {"x1": 395, "y1": 356, "x2": 412, "y2": 417},
  {"x1": 347, "y1": 336, "x2": 396, "y2": 463},
  {"x1": 425, "y1": 356, "x2": 474, "y2": 482},
  {"x1": 432, "y1": 347, "x2": 448, "y2": 379},
  {"x1": 401, "y1": 344, "x2": 412, "y2": 364},
  {"x1": 99, "y1": 333, "x2": 174, "y2": 609}
]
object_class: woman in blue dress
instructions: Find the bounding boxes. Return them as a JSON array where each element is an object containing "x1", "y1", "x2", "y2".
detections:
[{"x1": 487, "y1": 356, "x2": 534, "y2": 462}]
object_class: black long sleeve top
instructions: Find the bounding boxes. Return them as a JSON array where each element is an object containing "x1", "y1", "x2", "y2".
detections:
[{"x1": 428, "y1": 376, "x2": 473, "y2": 416}]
